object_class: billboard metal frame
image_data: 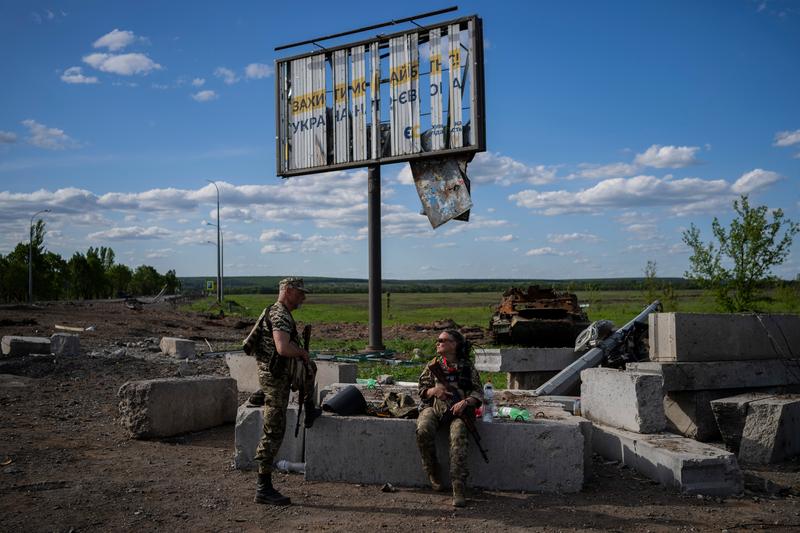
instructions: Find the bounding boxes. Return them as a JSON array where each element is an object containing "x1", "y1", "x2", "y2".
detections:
[{"x1": 275, "y1": 14, "x2": 485, "y2": 178}]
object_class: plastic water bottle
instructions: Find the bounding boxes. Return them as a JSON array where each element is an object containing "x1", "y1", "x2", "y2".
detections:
[
  {"x1": 275, "y1": 460, "x2": 306, "y2": 474},
  {"x1": 482, "y1": 382, "x2": 494, "y2": 423},
  {"x1": 497, "y1": 406, "x2": 531, "y2": 422}
]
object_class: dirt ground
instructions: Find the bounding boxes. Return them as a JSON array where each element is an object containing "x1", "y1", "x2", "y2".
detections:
[{"x1": 1, "y1": 301, "x2": 799, "y2": 532}]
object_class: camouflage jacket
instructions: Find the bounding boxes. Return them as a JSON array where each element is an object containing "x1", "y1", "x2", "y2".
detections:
[
  {"x1": 246, "y1": 302, "x2": 299, "y2": 371},
  {"x1": 418, "y1": 355, "x2": 483, "y2": 415}
]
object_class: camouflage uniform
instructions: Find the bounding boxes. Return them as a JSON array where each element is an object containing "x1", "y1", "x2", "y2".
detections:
[
  {"x1": 253, "y1": 302, "x2": 315, "y2": 475},
  {"x1": 416, "y1": 356, "x2": 483, "y2": 486}
]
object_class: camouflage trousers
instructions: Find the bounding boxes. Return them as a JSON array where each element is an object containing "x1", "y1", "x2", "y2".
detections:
[
  {"x1": 415, "y1": 406, "x2": 469, "y2": 484},
  {"x1": 253, "y1": 359, "x2": 316, "y2": 475}
]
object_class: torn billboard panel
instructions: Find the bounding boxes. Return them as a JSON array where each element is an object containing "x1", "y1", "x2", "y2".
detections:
[{"x1": 411, "y1": 157, "x2": 472, "y2": 228}]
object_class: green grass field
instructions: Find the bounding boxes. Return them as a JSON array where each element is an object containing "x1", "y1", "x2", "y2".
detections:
[{"x1": 186, "y1": 288, "x2": 798, "y2": 387}]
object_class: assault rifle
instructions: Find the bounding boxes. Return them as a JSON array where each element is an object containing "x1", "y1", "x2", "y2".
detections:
[
  {"x1": 426, "y1": 361, "x2": 489, "y2": 463},
  {"x1": 294, "y1": 324, "x2": 312, "y2": 437}
]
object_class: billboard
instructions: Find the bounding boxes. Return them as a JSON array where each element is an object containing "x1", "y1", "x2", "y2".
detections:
[{"x1": 275, "y1": 15, "x2": 485, "y2": 177}]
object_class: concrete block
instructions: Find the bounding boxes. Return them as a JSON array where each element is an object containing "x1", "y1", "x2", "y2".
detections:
[
  {"x1": 580, "y1": 368, "x2": 665, "y2": 433},
  {"x1": 320, "y1": 382, "x2": 419, "y2": 405},
  {"x1": 225, "y1": 352, "x2": 259, "y2": 393},
  {"x1": 475, "y1": 347, "x2": 578, "y2": 372},
  {"x1": 305, "y1": 415, "x2": 586, "y2": 493},
  {"x1": 649, "y1": 312, "x2": 800, "y2": 362},
  {"x1": 159, "y1": 337, "x2": 196, "y2": 359},
  {"x1": 592, "y1": 422, "x2": 742, "y2": 496},
  {"x1": 739, "y1": 395, "x2": 800, "y2": 464},
  {"x1": 50, "y1": 333, "x2": 80, "y2": 356},
  {"x1": 710, "y1": 393, "x2": 776, "y2": 452},
  {"x1": 117, "y1": 376, "x2": 237, "y2": 438},
  {"x1": 628, "y1": 360, "x2": 800, "y2": 391},
  {"x1": 314, "y1": 361, "x2": 357, "y2": 403},
  {"x1": 1, "y1": 336, "x2": 51, "y2": 357},
  {"x1": 233, "y1": 403, "x2": 305, "y2": 470},
  {"x1": 665, "y1": 390, "x2": 727, "y2": 441}
]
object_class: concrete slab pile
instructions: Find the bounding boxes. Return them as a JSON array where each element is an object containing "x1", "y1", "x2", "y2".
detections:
[
  {"x1": 648, "y1": 312, "x2": 800, "y2": 362},
  {"x1": 475, "y1": 347, "x2": 578, "y2": 390},
  {"x1": 711, "y1": 393, "x2": 800, "y2": 464},
  {"x1": 592, "y1": 423, "x2": 742, "y2": 496},
  {"x1": 625, "y1": 312, "x2": 800, "y2": 442},
  {"x1": 304, "y1": 414, "x2": 588, "y2": 493},
  {"x1": 159, "y1": 337, "x2": 196, "y2": 359},
  {"x1": 580, "y1": 368, "x2": 665, "y2": 433},
  {"x1": 234, "y1": 404, "x2": 305, "y2": 470},
  {"x1": 117, "y1": 376, "x2": 237, "y2": 438},
  {"x1": 1, "y1": 336, "x2": 51, "y2": 357},
  {"x1": 50, "y1": 333, "x2": 80, "y2": 356}
]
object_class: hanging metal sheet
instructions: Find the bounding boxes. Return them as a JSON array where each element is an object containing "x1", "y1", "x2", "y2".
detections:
[
  {"x1": 410, "y1": 156, "x2": 473, "y2": 229},
  {"x1": 333, "y1": 50, "x2": 349, "y2": 164},
  {"x1": 351, "y1": 46, "x2": 367, "y2": 161},
  {"x1": 447, "y1": 23, "x2": 463, "y2": 149},
  {"x1": 428, "y1": 28, "x2": 444, "y2": 152}
]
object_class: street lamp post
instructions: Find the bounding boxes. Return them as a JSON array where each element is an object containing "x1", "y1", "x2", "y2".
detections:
[
  {"x1": 206, "y1": 180, "x2": 222, "y2": 303},
  {"x1": 205, "y1": 221, "x2": 224, "y2": 302},
  {"x1": 29, "y1": 209, "x2": 51, "y2": 305}
]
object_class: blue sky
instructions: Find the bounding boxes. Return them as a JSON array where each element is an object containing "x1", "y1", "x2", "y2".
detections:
[{"x1": 1, "y1": 0, "x2": 798, "y2": 281}]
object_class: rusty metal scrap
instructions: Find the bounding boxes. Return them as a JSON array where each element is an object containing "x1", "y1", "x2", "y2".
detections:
[{"x1": 489, "y1": 285, "x2": 590, "y2": 346}]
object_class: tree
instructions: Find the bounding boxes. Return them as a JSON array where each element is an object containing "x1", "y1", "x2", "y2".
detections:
[
  {"x1": 682, "y1": 195, "x2": 799, "y2": 312},
  {"x1": 129, "y1": 265, "x2": 164, "y2": 296},
  {"x1": 107, "y1": 264, "x2": 133, "y2": 297}
]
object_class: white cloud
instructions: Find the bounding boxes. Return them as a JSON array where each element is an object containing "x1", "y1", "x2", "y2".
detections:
[
  {"x1": 245, "y1": 63, "x2": 273, "y2": 79},
  {"x1": 93, "y1": 29, "x2": 137, "y2": 51},
  {"x1": 260, "y1": 244, "x2": 294, "y2": 254},
  {"x1": 191, "y1": 90, "x2": 218, "y2": 102},
  {"x1": 547, "y1": 232, "x2": 599, "y2": 243},
  {"x1": 475, "y1": 234, "x2": 515, "y2": 242},
  {"x1": 214, "y1": 67, "x2": 239, "y2": 85},
  {"x1": 191, "y1": 77, "x2": 205, "y2": 87},
  {"x1": 469, "y1": 151, "x2": 558, "y2": 185},
  {"x1": 572, "y1": 162, "x2": 638, "y2": 180},
  {"x1": 510, "y1": 175, "x2": 730, "y2": 216},
  {"x1": 88, "y1": 226, "x2": 171, "y2": 240},
  {"x1": 21, "y1": 119, "x2": 80, "y2": 150},
  {"x1": 61, "y1": 66, "x2": 99, "y2": 84},
  {"x1": 625, "y1": 223, "x2": 661, "y2": 241},
  {"x1": 145, "y1": 248, "x2": 174, "y2": 259},
  {"x1": 259, "y1": 229, "x2": 302, "y2": 242},
  {"x1": 774, "y1": 129, "x2": 800, "y2": 147},
  {"x1": 525, "y1": 247, "x2": 572, "y2": 256},
  {"x1": 731, "y1": 168, "x2": 783, "y2": 194},
  {"x1": 634, "y1": 144, "x2": 700, "y2": 168},
  {"x1": 83, "y1": 53, "x2": 161, "y2": 76},
  {"x1": 0, "y1": 131, "x2": 17, "y2": 144}
]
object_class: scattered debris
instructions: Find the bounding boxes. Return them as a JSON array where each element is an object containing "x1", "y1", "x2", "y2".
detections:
[{"x1": 381, "y1": 483, "x2": 397, "y2": 493}]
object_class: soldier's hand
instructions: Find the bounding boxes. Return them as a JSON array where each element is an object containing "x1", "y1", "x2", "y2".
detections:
[
  {"x1": 429, "y1": 383, "x2": 452, "y2": 401},
  {"x1": 452, "y1": 399, "x2": 472, "y2": 416}
]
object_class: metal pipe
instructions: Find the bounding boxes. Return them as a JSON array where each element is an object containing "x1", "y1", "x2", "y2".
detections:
[
  {"x1": 366, "y1": 165, "x2": 384, "y2": 351},
  {"x1": 275, "y1": 6, "x2": 458, "y2": 51},
  {"x1": 206, "y1": 180, "x2": 222, "y2": 303},
  {"x1": 534, "y1": 300, "x2": 663, "y2": 397},
  {"x1": 28, "y1": 209, "x2": 50, "y2": 305}
]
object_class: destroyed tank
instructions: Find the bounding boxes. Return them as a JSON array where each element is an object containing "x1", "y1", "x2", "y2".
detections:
[{"x1": 489, "y1": 285, "x2": 590, "y2": 346}]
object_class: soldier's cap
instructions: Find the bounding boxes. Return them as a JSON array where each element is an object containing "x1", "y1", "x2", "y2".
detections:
[{"x1": 279, "y1": 277, "x2": 310, "y2": 293}]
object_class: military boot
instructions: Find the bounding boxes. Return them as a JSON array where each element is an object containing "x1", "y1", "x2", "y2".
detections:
[
  {"x1": 254, "y1": 473, "x2": 291, "y2": 505},
  {"x1": 303, "y1": 400, "x2": 322, "y2": 429},
  {"x1": 452, "y1": 480, "x2": 466, "y2": 508},
  {"x1": 248, "y1": 389, "x2": 265, "y2": 407},
  {"x1": 420, "y1": 453, "x2": 443, "y2": 492}
]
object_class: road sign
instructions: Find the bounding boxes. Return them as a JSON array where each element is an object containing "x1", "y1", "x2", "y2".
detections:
[{"x1": 276, "y1": 15, "x2": 485, "y2": 177}]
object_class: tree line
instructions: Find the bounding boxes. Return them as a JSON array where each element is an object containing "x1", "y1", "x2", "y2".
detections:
[{"x1": 0, "y1": 221, "x2": 180, "y2": 303}]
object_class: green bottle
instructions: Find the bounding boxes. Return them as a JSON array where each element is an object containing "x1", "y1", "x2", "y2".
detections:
[{"x1": 497, "y1": 406, "x2": 531, "y2": 422}]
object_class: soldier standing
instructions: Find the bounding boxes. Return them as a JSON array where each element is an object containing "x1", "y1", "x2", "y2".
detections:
[
  {"x1": 244, "y1": 277, "x2": 322, "y2": 506},
  {"x1": 416, "y1": 329, "x2": 483, "y2": 507}
]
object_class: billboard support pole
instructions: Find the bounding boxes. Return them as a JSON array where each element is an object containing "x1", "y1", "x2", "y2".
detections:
[{"x1": 367, "y1": 164, "x2": 385, "y2": 351}]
